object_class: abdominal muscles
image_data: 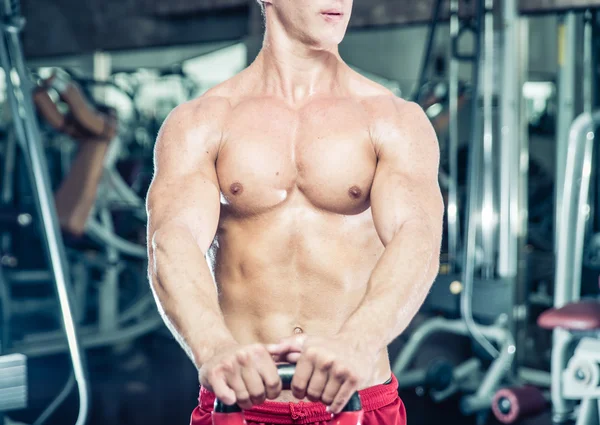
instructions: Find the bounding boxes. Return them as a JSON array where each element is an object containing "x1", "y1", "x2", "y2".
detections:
[{"x1": 210, "y1": 204, "x2": 384, "y2": 345}]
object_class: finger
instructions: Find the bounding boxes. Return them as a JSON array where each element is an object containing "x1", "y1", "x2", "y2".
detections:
[
  {"x1": 269, "y1": 346, "x2": 300, "y2": 363},
  {"x1": 266, "y1": 342, "x2": 302, "y2": 355},
  {"x1": 241, "y1": 365, "x2": 267, "y2": 406},
  {"x1": 305, "y1": 353, "x2": 335, "y2": 402},
  {"x1": 305, "y1": 368, "x2": 328, "y2": 402},
  {"x1": 250, "y1": 348, "x2": 282, "y2": 400},
  {"x1": 285, "y1": 352, "x2": 302, "y2": 363},
  {"x1": 266, "y1": 335, "x2": 306, "y2": 354},
  {"x1": 320, "y1": 372, "x2": 344, "y2": 406},
  {"x1": 210, "y1": 374, "x2": 237, "y2": 406},
  {"x1": 238, "y1": 347, "x2": 269, "y2": 404},
  {"x1": 329, "y1": 379, "x2": 359, "y2": 415},
  {"x1": 270, "y1": 348, "x2": 302, "y2": 363},
  {"x1": 225, "y1": 364, "x2": 253, "y2": 410},
  {"x1": 290, "y1": 351, "x2": 315, "y2": 400}
]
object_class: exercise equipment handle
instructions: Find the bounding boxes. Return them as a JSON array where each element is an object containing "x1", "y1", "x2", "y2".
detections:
[{"x1": 212, "y1": 364, "x2": 363, "y2": 425}]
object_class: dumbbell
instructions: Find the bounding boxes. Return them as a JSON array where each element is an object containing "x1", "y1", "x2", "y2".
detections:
[
  {"x1": 212, "y1": 364, "x2": 363, "y2": 425},
  {"x1": 491, "y1": 386, "x2": 547, "y2": 424}
]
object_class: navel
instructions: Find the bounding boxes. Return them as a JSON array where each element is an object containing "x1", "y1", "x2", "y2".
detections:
[
  {"x1": 348, "y1": 185, "x2": 362, "y2": 199},
  {"x1": 293, "y1": 327, "x2": 304, "y2": 335},
  {"x1": 230, "y1": 182, "x2": 244, "y2": 196}
]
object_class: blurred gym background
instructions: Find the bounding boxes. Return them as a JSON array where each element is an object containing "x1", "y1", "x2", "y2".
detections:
[{"x1": 1, "y1": 0, "x2": 600, "y2": 424}]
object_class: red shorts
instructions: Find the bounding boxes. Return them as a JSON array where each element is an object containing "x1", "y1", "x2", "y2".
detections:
[{"x1": 190, "y1": 374, "x2": 406, "y2": 425}]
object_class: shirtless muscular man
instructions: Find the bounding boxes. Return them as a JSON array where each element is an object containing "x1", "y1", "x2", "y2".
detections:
[{"x1": 146, "y1": 1, "x2": 444, "y2": 424}]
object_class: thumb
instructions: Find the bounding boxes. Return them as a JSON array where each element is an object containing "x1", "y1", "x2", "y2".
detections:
[
  {"x1": 267, "y1": 334, "x2": 307, "y2": 354},
  {"x1": 285, "y1": 352, "x2": 302, "y2": 363}
]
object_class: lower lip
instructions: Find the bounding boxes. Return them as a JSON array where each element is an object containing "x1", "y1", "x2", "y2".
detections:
[{"x1": 321, "y1": 13, "x2": 343, "y2": 22}]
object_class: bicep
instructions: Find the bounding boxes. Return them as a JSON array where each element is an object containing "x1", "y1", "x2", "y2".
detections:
[
  {"x1": 370, "y1": 101, "x2": 444, "y2": 246},
  {"x1": 371, "y1": 170, "x2": 443, "y2": 247},
  {"x1": 147, "y1": 171, "x2": 220, "y2": 253},
  {"x1": 146, "y1": 102, "x2": 222, "y2": 254}
]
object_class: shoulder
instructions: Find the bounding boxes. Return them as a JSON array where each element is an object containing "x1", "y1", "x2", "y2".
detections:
[
  {"x1": 361, "y1": 94, "x2": 429, "y2": 129},
  {"x1": 163, "y1": 92, "x2": 232, "y2": 130},
  {"x1": 343, "y1": 67, "x2": 432, "y2": 136},
  {"x1": 156, "y1": 93, "x2": 233, "y2": 156},
  {"x1": 160, "y1": 69, "x2": 250, "y2": 133},
  {"x1": 361, "y1": 95, "x2": 437, "y2": 156}
]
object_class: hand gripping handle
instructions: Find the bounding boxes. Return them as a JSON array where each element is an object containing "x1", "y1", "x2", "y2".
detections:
[{"x1": 212, "y1": 364, "x2": 363, "y2": 425}]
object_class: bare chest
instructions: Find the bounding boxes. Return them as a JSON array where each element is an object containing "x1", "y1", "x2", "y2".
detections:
[{"x1": 216, "y1": 100, "x2": 377, "y2": 216}]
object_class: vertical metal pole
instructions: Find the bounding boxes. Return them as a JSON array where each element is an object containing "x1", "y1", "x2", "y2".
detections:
[
  {"x1": 571, "y1": 130, "x2": 594, "y2": 301},
  {"x1": 447, "y1": 0, "x2": 460, "y2": 273},
  {"x1": 583, "y1": 11, "x2": 593, "y2": 115},
  {"x1": 92, "y1": 50, "x2": 121, "y2": 333},
  {"x1": 1, "y1": 132, "x2": 17, "y2": 253},
  {"x1": 499, "y1": 0, "x2": 518, "y2": 279},
  {"x1": 499, "y1": 0, "x2": 527, "y2": 370},
  {"x1": 0, "y1": 4, "x2": 89, "y2": 425},
  {"x1": 412, "y1": 0, "x2": 444, "y2": 102},
  {"x1": 582, "y1": 10, "x2": 595, "y2": 246},
  {"x1": 516, "y1": 16, "x2": 530, "y2": 372},
  {"x1": 1, "y1": 132, "x2": 16, "y2": 205},
  {"x1": 92, "y1": 51, "x2": 111, "y2": 103},
  {"x1": 480, "y1": 0, "x2": 496, "y2": 278},
  {"x1": 555, "y1": 13, "x2": 577, "y2": 255},
  {"x1": 99, "y1": 209, "x2": 119, "y2": 332},
  {"x1": 460, "y1": 0, "x2": 499, "y2": 359}
]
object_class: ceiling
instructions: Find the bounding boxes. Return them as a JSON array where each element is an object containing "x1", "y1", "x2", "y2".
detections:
[{"x1": 20, "y1": 0, "x2": 600, "y2": 58}]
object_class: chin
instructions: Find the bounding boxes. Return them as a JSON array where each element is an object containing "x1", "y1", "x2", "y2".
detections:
[{"x1": 310, "y1": 32, "x2": 346, "y2": 50}]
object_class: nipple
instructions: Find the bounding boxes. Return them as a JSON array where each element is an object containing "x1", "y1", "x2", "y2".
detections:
[
  {"x1": 230, "y1": 182, "x2": 244, "y2": 196},
  {"x1": 348, "y1": 186, "x2": 362, "y2": 199},
  {"x1": 293, "y1": 327, "x2": 304, "y2": 335}
]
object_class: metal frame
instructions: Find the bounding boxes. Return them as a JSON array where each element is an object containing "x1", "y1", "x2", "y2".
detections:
[
  {"x1": 551, "y1": 110, "x2": 600, "y2": 423},
  {"x1": 393, "y1": 317, "x2": 516, "y2": 416},
  {"x1": 447, "y1": 0, "x2": 461, "y2": 273},
  {"x1": 584, "y1": 10, "x2": 594, "y2": 114},
  {"x1": 460, "y1": 0, "x2": 500, "y2": 363},
  {"x1": 10, "y1": 314, "x2": 162, "y2": 358},
  {"x1": 583, "y1": 10, "x2": 596, "y2": 239},
  {"x1": 500, "y1": 0, "x2": 531, "y2": 371},
  {"x1": 0, "y1": 353, "x2": 27, "y2": 413},
  {"x1": 90, "y1": 48, "x2": 137, "y2": 332},
  {"x1": 555, "y1": 13, "x2": 578, "y2": 257},
  {"x1": 0, "y1": 1, "x2": 89, "y2": 424},
  {"x1": 411, "y1": 0, "x2": 444, "y2": 102},
  {"x1": 562, "y1": 338, "x2": 600, "y2": 425},
  {"x1": 480, "y1": 0, "x2": 496, "y2": 279},
  {"x1": 394, "y1": 3, "x2": 526, "y2": 420},
  {"x1": 499, "y1": 0, "x2": 523, "y2": 279},
  {"x1": 1, "y1": 132, "x2": 17, "y2": 255}
]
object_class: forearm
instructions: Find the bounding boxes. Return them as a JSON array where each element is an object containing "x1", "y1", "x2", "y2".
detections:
[
  {"x1": 338, "y1": 219, "x2": 440, "y2": 354},
  {"x1": 149, "y1": 226, "x2": 237, "y2": 368}
]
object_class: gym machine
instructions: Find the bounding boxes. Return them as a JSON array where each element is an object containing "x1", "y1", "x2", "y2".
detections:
[
  {"x1": 489, "y1": 5, "x2": 600, "y2": 424},
  {"x1": 493, "y1": 111, "x2": 600, "y2": 425},
  {"x1": 0, "y1": 0, "x2": 89, "y2": 424},
  {"x1": 0, "y1": 69, "x2": 160, "y2": 360},
  {"x1": 393, "y1": 0, "x2": 545, "y2": 423}
]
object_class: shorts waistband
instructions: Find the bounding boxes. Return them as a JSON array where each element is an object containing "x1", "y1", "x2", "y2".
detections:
[{"x1": 199, "y1": 374, "x2": 399, "y2": 425}]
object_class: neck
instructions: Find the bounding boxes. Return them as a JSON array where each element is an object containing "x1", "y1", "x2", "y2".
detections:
[{"x1": 253, "y1": 19, "x2": 343, "y2": 104}]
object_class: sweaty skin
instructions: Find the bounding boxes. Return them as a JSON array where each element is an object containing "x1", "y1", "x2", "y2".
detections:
[{"x1": 147, "y1": 0, "x2": 443, "y2": 414}]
